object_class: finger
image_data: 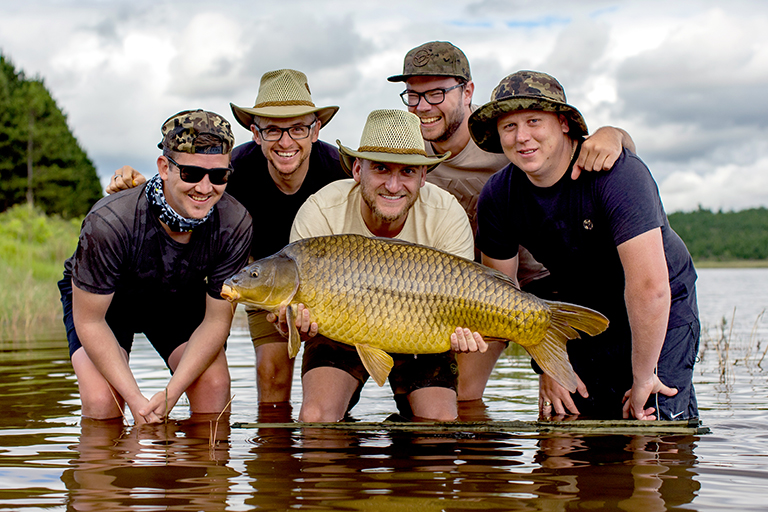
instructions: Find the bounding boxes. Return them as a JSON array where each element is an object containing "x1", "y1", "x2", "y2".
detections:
[
  {"x1": 658, "y1": 384, "x2": 679, "y2": 397},
  {"x1": 570, "y1": 164, "x2": 582, "y2": 180},
  {"x1": 308, "y1": 321, "x2": 319, "y2": 337},
  {"x1": 473, "y1": 332, "x2": 488, "y2": 353},
  {"x1": 266, "y1": 312, "x2": 277, "y2": 324}
]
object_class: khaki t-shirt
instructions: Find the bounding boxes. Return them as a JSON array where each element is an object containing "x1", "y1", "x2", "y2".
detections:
[{"x1": 290, "y1": 179, "x2": 474, "y2": 261}]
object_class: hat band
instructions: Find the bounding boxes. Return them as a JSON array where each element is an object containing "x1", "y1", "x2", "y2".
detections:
[
  {"x1": 358, "y1": 145, "x2": 427, "y2": 156},
  {"x1": 253, "y1": 100, "x2": 317, "y2": 108}
]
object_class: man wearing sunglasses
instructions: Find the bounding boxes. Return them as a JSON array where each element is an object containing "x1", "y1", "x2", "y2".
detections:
[
  {"x1": 389, "y1": 41, "x2": 637, "y2": 405},
  {"x1": 59, "y1": 110, "x2": 252, "y2": 424},
  {"x1": 108, "y1": 70, "x2": 347, "y2": 407}
]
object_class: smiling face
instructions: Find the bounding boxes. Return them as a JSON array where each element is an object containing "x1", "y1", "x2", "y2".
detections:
[
  {"x1": 404, "y1": 76, "x2": 473, "y2": 144},
  {"x1": 251, "y1": 113, "x2": 319, "y2": 183},
  {"x1": 496, "y1": 110, "x2": 574, "y2": 187},
  {"x1": 352, "y1": 158, "x2": 427, "y2": 237},
  {"x1": 158, "y1": 152, "x2": 230, "y2": 220}
]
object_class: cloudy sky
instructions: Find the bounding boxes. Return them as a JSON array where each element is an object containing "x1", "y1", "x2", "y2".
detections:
[{"x1": 2, "y1": 0, "x2": 767, "y2": 213}]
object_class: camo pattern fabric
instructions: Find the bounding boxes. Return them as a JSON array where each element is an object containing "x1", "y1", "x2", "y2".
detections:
[
  {"x1": 388, "y1": 41, "x2": 471, "y2": 82},
  {"x1": 468, "y1": 70, "x2": 589, "y2": 153},
  {"x1": 158, "y1": 109, "x2": 234, "y2": 154}
]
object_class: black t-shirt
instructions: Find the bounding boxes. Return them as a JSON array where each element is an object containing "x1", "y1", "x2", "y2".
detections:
[{"x1": 227, "y1": 139, "x2": 347, "y2": 260}]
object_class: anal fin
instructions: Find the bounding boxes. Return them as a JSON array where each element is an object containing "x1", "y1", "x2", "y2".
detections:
[{"x1": 356, "y1": 344, "x2": 394, "y2": 387}]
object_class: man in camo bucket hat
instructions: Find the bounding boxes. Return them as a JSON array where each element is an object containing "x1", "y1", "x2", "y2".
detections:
[
  {"x1": 286, "y1": 108, "x2": 483, "y2": 423},
  {"x1": 59, "y1": 109, "x2": 252, "y2": 425},
  {"x1": 473, "y1": 70, "x2": 700, "y2": 422},
  {"x1": 468, "y1": 70, "x2": 589, "y2": 154}
]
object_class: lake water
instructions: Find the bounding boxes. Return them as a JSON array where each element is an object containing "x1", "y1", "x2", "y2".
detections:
[{"x1": 1, "y1": 268, "x2": 767, "y2": 511}]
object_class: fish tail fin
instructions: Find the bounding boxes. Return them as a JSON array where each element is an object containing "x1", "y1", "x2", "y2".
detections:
[{"x1": 525, "y1": 302, "x2": 610, "y2": 393}]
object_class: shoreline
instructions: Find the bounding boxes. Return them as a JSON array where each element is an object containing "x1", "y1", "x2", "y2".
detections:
[{"x1": 694, "y1": 260, "x2": 768, "y2": 269}]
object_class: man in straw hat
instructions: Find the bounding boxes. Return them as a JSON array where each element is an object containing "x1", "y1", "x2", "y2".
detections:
[
  {"x1": 389, "y1": 41, "x2": 637, "y2": 403},
  {"x1": 108, "y1": 69, "x2": 347, "y2": 406},
  {"x1": 278, "y1": 109, "x2": 486, "y2": 422},
  {"x1": 60, "y1": 110, "x2": 252, "y2": 424},
  {"x1": 469, "y1": 70, "x2": 699, "y2": 421}
]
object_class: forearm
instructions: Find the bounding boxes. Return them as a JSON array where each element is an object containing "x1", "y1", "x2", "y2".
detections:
[{"x1": 625, "y1": 283, "x2": 670, "y2": 382}]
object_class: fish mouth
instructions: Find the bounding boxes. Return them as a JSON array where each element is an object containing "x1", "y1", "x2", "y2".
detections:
[{"x1": 220, "y1": 284, "x2": 240, "y2": 301}]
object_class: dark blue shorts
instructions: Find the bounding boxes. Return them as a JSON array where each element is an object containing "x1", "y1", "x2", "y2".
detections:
[
  {"x1": 58, "y1": 277, "x2": 207, "y2": 366},
  {"x1": 301, "y1": 335, "x2": 458, "y2": 417}
]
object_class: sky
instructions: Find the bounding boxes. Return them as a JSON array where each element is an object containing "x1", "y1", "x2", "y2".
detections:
[{"x1": 2, "y1": 0, "x2": 767, "y2": 213}]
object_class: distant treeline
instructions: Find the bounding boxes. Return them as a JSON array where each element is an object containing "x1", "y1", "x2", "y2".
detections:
[
  {"x1": 1, "y1": 52, "x2": 102, "y2": 219},
  {"x1": 668, "y1": 207, "x2": 768, "y2": 262}
]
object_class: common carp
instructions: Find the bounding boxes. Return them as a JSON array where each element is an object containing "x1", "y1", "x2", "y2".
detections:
[{"x1": 221, "y1": 234, "x2": 608, "y2": 391}]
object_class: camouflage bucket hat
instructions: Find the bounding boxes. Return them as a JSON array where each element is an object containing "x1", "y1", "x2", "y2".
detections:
[
  {"x1": 388, "y1": 41, "x2": 471, "y2": 82},
  {"x1": 337, "y1": 109, "x2": 450, "y2": 175},
  {"x1": 468, "y1": 70, "x2": 588, "y2": 154},
  {"x1": 230, "y1": 69, "x2": 339, "y2": 130},
  {"x1": 158, "y1": 109, "x2": 235, "y2": 154}
]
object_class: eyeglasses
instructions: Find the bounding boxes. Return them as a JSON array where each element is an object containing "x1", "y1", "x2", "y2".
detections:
[
  {"x1": 165, "y1": 155, "x2": 232, "y2": 185},
  {"x1": 399, "y1": 83, "x2": 464, "y2": 107},
  {"x1": 255, "y1": 120, "x2": 317, "y2": 141}
]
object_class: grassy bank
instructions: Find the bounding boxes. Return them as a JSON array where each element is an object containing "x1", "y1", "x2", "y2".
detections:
[
  {"x1": 0, "y1": 204, "x2": 81, "y2": 341},
  {"x1": 694, "y1": 260, "x2": 768, "y2": 269}
]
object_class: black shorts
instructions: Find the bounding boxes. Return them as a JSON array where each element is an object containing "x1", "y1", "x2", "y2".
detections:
[
  {"x1": 301, "y1": 335, "x2": 458, "y2": 416},
  {"x1": 58, "y1": 277, "x2": 207, "y2": 366}
]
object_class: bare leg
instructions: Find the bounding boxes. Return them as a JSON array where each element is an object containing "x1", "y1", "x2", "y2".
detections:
[
  {"x1": 299, "y1": 367, "x2": 360, "y2": 422},
  {"x1": 408, "y1": 386, "x2": 457, "y2": 421},
  {"x1": 254, "y1": 343, "x2": 295, "y2": 403},
  {"x1": 455, "y1": 342, "x2": 506, "y2": 401},
  {"x1": 71, "y1": 346, "x2": 128, "y2": 420},
  {"x1": 168, "y1": 344, "x2": 231, "y2": 414}
]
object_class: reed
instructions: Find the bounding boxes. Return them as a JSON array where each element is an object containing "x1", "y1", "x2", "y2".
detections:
[{"x1": 0, "y1": 204, "x2": 81, "y2": 341}]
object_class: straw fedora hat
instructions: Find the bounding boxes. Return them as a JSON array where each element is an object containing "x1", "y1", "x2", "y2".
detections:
[
  {"x1": 230, "y1": 69, "x2": 339, "y2": 130},
  {"x1": 468, "y1": 70, "x2": 588, "y2": 154},
  {"x1": 337, "y1": 109, "x2": 450, "y2": 175}
]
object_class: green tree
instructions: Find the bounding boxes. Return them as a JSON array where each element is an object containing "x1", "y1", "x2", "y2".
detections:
[{"x1": 0, "y1": 53, "x2": 102, "y2": 218}]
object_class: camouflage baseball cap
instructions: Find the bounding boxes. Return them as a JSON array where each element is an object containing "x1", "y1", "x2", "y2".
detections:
[
  {"x1": 158, "y1": 109, "x2": 235, "y2": 155},
  {"x1": 387, "y1": 41, "x2": 471, "y2": 82},
  {"x1": 468, "y1": 70, "x2": 588, "y2": 154}
]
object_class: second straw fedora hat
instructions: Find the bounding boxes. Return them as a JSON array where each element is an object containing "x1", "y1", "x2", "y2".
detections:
[
  {"x1": 337, "y1": 109, "x2": 450, "y2": 175},
  {"x1": 230, "y1": 69, "x2": 339, "y2": 130}
]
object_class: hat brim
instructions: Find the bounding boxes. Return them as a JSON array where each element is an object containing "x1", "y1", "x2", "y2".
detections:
[
  {"x1": 387, "y1": 72, "x2": 465, "y2": 83},
  {"x1": 229, "y1": 103, "x2": 339, "y2": 131},
  {"x1": 336, "y1": 140, "x2": 449, "y2": 175},
  {"x1": 468, "y1": 97, "x2": 588, "y2": 154}
]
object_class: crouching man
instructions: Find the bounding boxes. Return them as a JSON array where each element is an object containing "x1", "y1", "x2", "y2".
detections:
[{"x1": 58, "y1": 110, "x2": 252, "y2": 424}]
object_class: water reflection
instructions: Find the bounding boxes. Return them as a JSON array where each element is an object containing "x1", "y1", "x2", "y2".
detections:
[{"x1": 61, "y1": 416, "x2": 237, "y2": 511}]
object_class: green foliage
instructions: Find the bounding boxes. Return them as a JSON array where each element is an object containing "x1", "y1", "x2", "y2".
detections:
[
  {"x1": 0, "y1": 204, "x2": 81, "y2": 340},
  {"x1": 668, "y1": 206, "x2": 768, "y2": 262},
  {"x1": 0, "y1": 53, "x2": 102, "y2": 219}
]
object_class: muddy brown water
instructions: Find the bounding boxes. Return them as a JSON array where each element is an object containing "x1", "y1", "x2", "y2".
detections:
[{"x1": 0, "y1": 268, "x2": 766, "y2": 511}]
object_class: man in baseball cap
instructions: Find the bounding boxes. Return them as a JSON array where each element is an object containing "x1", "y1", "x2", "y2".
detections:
[
  {"x1": 471, "y1": 70, "x2": 699, "y2": 421},
  {"x1": 59, "y1": 109, "x2": 252, "y2": 424},
  {"x1": 390, "y1": 41, "x2": 637, "y2": 406},
  {"x1": 107, "y1": 70, "x2": 348, "y2": 408}
]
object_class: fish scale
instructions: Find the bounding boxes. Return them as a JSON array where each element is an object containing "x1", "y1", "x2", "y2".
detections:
[{"x1": 222, "y1": 234, "x2": 609, "y2": 390}]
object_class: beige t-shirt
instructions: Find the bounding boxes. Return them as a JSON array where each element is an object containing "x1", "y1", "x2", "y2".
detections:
[{"x1": 290, "y1": 179, "x2": 475, "y2": 260}]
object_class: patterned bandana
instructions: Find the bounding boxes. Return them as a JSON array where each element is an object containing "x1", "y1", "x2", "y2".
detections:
[{"x1": 145, "y1": 174, "x2": 212, "y2": 232}]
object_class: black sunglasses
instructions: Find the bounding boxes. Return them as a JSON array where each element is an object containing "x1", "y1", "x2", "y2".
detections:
[{"x1": 165, "y1": 155, "x2": 232, "y2": 185}]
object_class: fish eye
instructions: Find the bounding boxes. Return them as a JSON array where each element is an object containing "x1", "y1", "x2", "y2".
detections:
[{"x1": 250, "y1": 269, "x2": 259, "y2": 278}]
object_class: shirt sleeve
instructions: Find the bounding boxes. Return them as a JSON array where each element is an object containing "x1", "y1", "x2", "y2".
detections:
[
  {"x1": 70, "y1": 211, "x2": 128, "y2": 295},
  {"x1": 598, "y1": 151, "x2": 666, "y2": 247},
  {"x1": 207, "y1": 209, "x2": 253, "y2": 298}
]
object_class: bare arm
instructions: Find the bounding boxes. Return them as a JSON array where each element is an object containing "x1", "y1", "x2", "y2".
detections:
[
  {"x1": 142, "y1": 294, "x2": 234, "y2": 418},
  {"x1": 617, "y1": 228, "x2": 677, "y2": 420},
  {"x1": 72, "y1": 284, "x2": 161, "y2": 424},
  {"x1": 105, "y1": 166, "x2": 147, "y2": 194},
  {"x1": 572, "y1": 126, "x2": 637, "y2": 179}
]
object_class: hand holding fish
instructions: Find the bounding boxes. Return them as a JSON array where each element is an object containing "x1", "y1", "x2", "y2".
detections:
[
  {"x1": 450, "y1": 327, "x2": 488, "y2": 353},
  {"x1": 268, "y1": 303, "x2": 318, "y2": 340}
]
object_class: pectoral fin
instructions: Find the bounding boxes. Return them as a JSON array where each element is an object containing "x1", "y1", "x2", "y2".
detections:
[
  {"x1": 286, "y1": 305, "x2": 301, "y2": 359},
  {"x1": 355, "y1": 344, "x2": 394, "y2": 387}
]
